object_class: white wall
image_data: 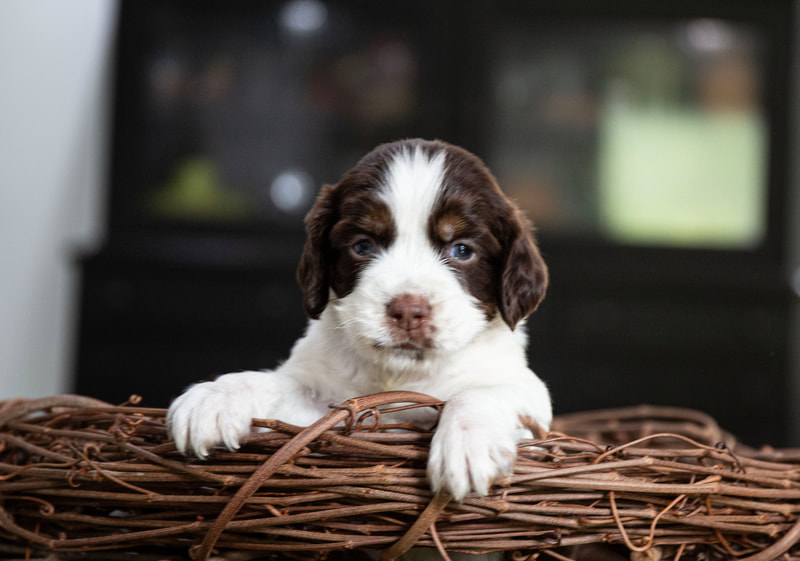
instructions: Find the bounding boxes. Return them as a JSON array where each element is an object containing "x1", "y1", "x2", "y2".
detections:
[{"x1": 0, "y1": 1, "x2": 117, "y2": 399}]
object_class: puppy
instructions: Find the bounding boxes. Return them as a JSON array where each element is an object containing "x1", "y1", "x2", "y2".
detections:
[{"x1": 167, "y1": 139, "x2": 551, "y2": 500}]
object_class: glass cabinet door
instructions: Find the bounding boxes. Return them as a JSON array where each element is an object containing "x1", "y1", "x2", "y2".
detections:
[
  {"x1": 486, "y1": 18, "x2": 767, "y2": 249},
  {"x1": 114, "y1": 0, "x2": 445, "y2": 230}
]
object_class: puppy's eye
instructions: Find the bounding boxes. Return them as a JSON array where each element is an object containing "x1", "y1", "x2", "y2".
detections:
[
  {"x1": 449, "y1": 243, "x2": 474, "y2": 261},
  {"x1": 352, "y1": 239, "x2": 377, "y2": 257}
]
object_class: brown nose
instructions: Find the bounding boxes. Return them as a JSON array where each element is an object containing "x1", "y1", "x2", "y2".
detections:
[{"x1": 386, "y1": 294, "x2": 432, "y2": 331}]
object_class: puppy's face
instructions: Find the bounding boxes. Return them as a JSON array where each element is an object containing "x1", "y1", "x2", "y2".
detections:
[{"x1": 297, "y1": 139, "x2": 547, "y2": 366}]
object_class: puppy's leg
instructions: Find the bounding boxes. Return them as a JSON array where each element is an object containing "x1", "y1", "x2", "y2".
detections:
[
  {"x1": 427, "y1": 378, "x2": 551, "y2": 500},
  {"x1": 167, "y1": 370, "x2": 327, "y2": 458}
]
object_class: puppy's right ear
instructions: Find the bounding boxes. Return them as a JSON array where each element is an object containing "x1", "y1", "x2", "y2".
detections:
[{"x1": 297, "y1": 184, "x2": 338, "y2": 319}]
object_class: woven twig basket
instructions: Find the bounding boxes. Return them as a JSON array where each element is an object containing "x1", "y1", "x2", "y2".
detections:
[{"x1": 1, "y1": 392, "x2": 799, "y2": 561}]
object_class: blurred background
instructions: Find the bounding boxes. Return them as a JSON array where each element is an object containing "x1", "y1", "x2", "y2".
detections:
[{"x1": 1, "y1": 0, "x2": 799, "y2": 447}]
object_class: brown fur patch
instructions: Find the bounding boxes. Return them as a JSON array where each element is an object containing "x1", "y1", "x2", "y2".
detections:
[
  {"x1": 430, "y1": 142, "x2": 548, "y2": 327},
  {"x1": 435, "y1": 212, "x2": 470, "y2": 243},
  {"x1": 297, "y1": 145, "x2": 398, "y2": 318}
]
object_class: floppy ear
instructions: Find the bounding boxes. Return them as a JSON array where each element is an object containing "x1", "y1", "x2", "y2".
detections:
[
  {"x1": 296, "y1": 184, "x2": 337, "y2": 319},
  {"x1": 498, "y1": 211, "x2": 548, "y2": 329}
]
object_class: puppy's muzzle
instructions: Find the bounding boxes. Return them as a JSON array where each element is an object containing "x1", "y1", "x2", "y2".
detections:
[{"x1": 386, "y1": 293, "x2": 433, "y2": 348}]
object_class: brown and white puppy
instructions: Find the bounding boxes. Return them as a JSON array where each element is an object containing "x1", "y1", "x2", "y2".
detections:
[{"x1": 167, "y1": 139, "x2": 551, "y2": 500}]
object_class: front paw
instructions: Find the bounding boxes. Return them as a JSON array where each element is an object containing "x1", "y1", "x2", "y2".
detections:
[
  {"x1": 167, "y1": 379, "x2": 263, "y2": 458},
  {"x1": 426, "y1": 408, "x2": 518, "y2": 501}
]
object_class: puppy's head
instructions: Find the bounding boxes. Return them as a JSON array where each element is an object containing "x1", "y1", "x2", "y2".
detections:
[{"x1": 297, "y1": 139, "x2": 547, "y2": 362}]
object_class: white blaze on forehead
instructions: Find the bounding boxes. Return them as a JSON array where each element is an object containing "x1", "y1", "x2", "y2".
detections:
[{"x1": 379, "y1": 146, "x2": 446, "y2": 250}]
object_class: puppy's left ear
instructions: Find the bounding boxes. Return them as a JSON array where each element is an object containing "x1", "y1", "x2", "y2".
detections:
[
  {"x1": 297, "y1": 184, "x2": 337, "y2": 319},
  {"x1": 499, "y1": 211, "x2": 548, "y2": 329}
]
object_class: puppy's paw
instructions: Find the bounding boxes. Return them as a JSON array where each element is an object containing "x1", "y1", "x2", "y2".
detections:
[
  {"x1": 167, "y1": 377, "x2": 271, "y2": 458},
  {"x1": 426, "y1": 404, "x2": 518, "y2": 501}
]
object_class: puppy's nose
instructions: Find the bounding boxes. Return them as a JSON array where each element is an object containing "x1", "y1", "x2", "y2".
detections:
[{"x1": 387, "y1": 294, "x2": 432, "y2": 331}]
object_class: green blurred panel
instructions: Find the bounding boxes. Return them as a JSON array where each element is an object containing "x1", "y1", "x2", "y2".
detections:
[{"x1": 598, "y1": 107, "x2": 766, "y2": 248}]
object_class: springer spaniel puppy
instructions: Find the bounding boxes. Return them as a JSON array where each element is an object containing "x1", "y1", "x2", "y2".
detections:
[{"x1": 167, "y1": 139, "x2": 551, "y2": 500}]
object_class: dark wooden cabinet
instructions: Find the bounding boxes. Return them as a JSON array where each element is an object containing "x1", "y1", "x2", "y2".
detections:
[
  {"x1": 528, "y1": 250, "x2": 792, "y2": 446},
  {"x1": 74, "y1": 237, "x2": 307, "y2": 407}
]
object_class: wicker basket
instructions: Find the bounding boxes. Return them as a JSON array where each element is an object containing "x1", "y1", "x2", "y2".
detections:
[{"x1": 1, "y1": 392, "x2": 799, "y2": 561}]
